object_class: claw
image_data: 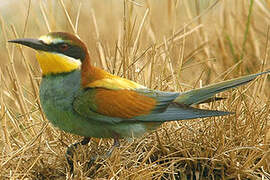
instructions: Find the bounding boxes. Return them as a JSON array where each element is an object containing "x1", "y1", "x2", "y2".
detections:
[{"x1": 105, "y1": 138, "x2": 120, "y2": 158}]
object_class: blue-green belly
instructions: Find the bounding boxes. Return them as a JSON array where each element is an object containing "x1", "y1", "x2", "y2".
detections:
[{"x1": 39, "y1": 70, "x2": 157, "y2": 138}]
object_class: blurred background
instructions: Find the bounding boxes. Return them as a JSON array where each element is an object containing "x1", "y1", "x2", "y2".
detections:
[
  {"x1": 1, "y1": 0, "x2": 270, "y2": 179},
  {"x1": 1, "y1": 0, "x2": 269, "y2": 86}
]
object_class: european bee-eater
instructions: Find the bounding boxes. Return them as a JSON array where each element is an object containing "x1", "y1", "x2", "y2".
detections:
[{"x1": 9, "y1": 32, "x2": 270, "y2": 173}]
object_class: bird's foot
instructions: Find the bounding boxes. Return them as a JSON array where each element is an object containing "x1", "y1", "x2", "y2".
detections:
[
  {"x1": 65, "y1": 137, "x2": 90, "y2": 174},
  {"x1": 86, "y1": 138, "x2": 120, "y2": 169},
  {"x1": 66, "y1": 137, "x2": 120, "y2": 175}
]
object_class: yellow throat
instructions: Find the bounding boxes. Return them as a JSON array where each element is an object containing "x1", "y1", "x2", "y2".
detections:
[{"x1": 36, "y1": 51, "x2": 81, "y2": 75}]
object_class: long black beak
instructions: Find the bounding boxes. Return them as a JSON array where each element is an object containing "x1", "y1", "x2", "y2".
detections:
[{"x1": 8, "y1": 38, "x2": 49, "y2": 51}]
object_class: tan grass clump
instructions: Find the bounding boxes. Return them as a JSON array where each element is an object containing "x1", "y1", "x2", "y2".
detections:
[{"x1": 0, "y1": 0, "x2": 270, "y2": 179}]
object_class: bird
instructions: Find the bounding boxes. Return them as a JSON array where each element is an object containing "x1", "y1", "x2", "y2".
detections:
[{"x1": 9, "y1": 32, "x2": 270, "y2": 173}]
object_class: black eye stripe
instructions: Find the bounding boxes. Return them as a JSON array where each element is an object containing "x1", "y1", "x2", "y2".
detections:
[
  {"x1": 50, "y1": 43, "x2": 68, "y2": 50},
  {"x1": 39, "y1": 42, "x2": 86, "y2": 61},
  {"x1": 52, "y1": 43, "x2": 85, "y2": 60},
  {"x1": 62, "y1": 46, "x2": 85, "y2": 60},
  {"x1": 59, "y1": 44, "x2": 69, "y2": 50},
  {"x1": 29, "y1": 39, "x2": 85, "y2": 60}
]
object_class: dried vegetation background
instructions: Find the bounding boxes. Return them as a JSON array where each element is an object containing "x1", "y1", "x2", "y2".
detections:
[{"x1": 0, "y1": 0, "x2": 270, "y2": 179}]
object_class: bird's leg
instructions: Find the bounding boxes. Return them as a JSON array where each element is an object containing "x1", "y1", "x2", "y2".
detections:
[
  {"x1": 66, "y1": 137, "x2": 90, "y2": 173},
  {"x1": 105, "y1": 138, "x2": 120, "y2": 157},
  {"x1": 87, "y1": 138, "x2": 120, "y2": 168}
]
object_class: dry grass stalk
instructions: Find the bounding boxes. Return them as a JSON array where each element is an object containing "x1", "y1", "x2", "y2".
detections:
[{"x1": 0, "y1": 0, "x2": 269, "y2": 179}]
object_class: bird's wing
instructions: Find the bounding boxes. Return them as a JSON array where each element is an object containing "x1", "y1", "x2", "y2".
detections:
[
  {"x1": 133, "y1": 103, "x2": 232, "y2": 122},
  {"x1": 74, "y1": 70, "x2": 269, "y2": 123},
  {"x1": 73, "y1": 88, "x2": 179, "y2": 122},
  {"x1": 74, "y1": 69, "x2": 182, "y2": 123}
]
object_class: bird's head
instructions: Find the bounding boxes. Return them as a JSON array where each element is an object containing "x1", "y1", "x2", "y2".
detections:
[{"x1": 9, "y1": 32, "x2": 88, "y2": 75}]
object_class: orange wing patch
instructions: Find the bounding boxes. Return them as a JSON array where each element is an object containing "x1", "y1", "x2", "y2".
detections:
[{"x1": 95, "y1": 89, "x2": 156, "y2": 119}]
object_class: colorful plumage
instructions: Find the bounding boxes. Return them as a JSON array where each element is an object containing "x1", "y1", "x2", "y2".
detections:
[{"x1": 9, "y1": 32, "x2": 270, "y2": 173}]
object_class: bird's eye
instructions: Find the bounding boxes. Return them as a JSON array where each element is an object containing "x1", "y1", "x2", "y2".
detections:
[{"x1": 59, "y1": 43, "x2": 69, "y2": 51}]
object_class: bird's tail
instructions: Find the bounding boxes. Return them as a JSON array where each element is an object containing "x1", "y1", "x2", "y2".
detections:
[
  {"x1": 175, "y1": 70, "x2": 270, "y2": 106},
  {"x1": 134, "y1": 71, "x2": 269, "y2": 122}
]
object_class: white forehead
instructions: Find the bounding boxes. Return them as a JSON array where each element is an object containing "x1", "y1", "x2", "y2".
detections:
[{"x1": 39, "y1": 35, "x2": 64, "y2": 44}]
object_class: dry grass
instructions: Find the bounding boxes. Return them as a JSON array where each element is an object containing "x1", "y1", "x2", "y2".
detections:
[{"x1": 1, "y1": 0, "x2": 270, "y2": 179}]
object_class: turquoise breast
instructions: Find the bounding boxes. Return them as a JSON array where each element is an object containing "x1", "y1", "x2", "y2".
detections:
[{"x1": 39, "y1": 70, "x2": 150, "y2": 138}]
